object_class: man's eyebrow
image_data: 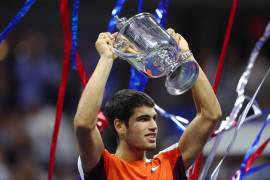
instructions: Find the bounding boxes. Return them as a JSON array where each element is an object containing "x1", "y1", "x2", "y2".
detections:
[
  {"x1": 136, "y1": 114, "x2": 158, "y2": 119},
  {"x1": 136, "y1": 114, "x2": 151, "y2": 119}
]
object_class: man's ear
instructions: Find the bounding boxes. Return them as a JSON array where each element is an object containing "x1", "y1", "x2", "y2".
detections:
[{"x1": 114, "y1": 119, "x2": 127, "y2": 136}]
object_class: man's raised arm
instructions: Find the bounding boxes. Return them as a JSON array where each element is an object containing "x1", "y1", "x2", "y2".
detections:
[
  {"x1": 74, "y1": 32, "x2": 116, "y2": 172},
  {"x1": 167, "y1": 29, "x2": 222, "y2": 169}
]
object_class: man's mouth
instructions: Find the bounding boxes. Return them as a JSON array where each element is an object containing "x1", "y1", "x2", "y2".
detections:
[{"x1": 145, "y1": 133, "x2": 157, "y2": 142}]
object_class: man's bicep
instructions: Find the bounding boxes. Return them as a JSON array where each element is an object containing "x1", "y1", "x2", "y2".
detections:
[
  {"x1": 178, "y1": 115, "x2": 215, "y2": 168},
  {"x1": 76, "y1": 126, "x2": 105, "y2": 172}
]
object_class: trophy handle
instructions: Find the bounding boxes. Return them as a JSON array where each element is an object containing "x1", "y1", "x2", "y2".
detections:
[
  {"x1": 112, "y1": 47, "x2": 148, "y2": 76},
  {"x1": 112, "y1": 35, "x2": 145, "y2": 61},
  {"x1": 112, "y1": 47, "x2": 143, "y2": 60}
]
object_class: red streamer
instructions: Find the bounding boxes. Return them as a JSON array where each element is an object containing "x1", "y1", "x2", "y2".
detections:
[
  {"x1": 76, "y1": 52, "x2": 88, "y2": 87},
  {"x1": 212, "y1": 0, "x2": 238, "y2": 93},
  {"x1": 48, "y1": 0, "x2": 238, "y2": 179},
  {"x1": 189, "y1": 0, "x2": 238, "y2": 179},
  {"x1": 188, "y1": 154, "x2": 203, "y2": 180},
  {"x1": 48, "y1": 0, "x2": 102, "y2": 179},
  {"x1": 244, "y1": 137, "x2": 270, "y2": 173},
  {"x1": 48, "y1": 0, "x2": 71, "y2": 179}
]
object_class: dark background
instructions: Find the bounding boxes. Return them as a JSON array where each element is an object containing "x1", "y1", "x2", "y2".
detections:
[{"x1": 0, "y1": 0, "x2": 270, "y2": 179}]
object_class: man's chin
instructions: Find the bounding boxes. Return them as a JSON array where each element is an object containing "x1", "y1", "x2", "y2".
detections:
[{"x1": 145, "y1": 144, "x2": 156, "y2": 151}]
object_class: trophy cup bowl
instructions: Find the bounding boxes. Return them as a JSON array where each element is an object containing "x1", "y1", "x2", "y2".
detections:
[{"x1": 113, "y1": 12, "x2": 199, "y2": 95}]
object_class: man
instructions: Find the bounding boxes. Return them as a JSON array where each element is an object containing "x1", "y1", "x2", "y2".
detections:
[{"x1": 74, "y1": 29, "x2": 222, "y2": 180}]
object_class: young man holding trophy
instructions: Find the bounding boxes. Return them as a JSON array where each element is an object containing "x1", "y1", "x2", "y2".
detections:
[{"x1": 74, "y1": 13, "x2": 221, "y2": 180}]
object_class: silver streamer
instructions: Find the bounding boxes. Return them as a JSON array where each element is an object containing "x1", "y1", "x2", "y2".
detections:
[{"x1": 199, "y1": 21, "x2": 270, "y2": 180}]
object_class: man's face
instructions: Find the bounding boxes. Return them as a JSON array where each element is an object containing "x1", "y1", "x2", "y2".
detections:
[{"x1": 125, "y1": 106, "x2": 158, "y2": 151}]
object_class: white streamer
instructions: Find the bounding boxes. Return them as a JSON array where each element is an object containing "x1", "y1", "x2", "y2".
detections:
[
  {"x1": 210, "y1": 66, "x2": 270, "y2": 180},
  {"x1": 199, "y1": 21, "x2": 270, "y2": 180}
]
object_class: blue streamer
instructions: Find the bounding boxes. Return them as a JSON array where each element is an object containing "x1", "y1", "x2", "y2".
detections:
[
  {"x1": 108, "y1": 0, "x2": 185, "y2": 130},
  {"x1": 0, "y1": 0, "x2": 36, "y2": 43},
  {"x1": 152, "y1": 0, "x2": 191, "y2": 132},
  {"x1": 128, "y1": 0, "x2": 148, "y2": 91},
  {"x1": 107, "y1": 0, "x2": 126, "y2": 32},
  {"x1": 243, "y1": 162, "x2": 270, "y2": 177},
  {"x1": 106, "y1": 0, "x2": 149, "y2": 90},
  {"x1": 137, "y1": 0, "x2": 144, "y2": 13},
  {"x1": 128, "y1": 68, "x2": 149, "y2": 91},
  {"x1": 154, "y1": 0, "x2": 171, "y2": 27},
  {"x1": 155, "y1": 104, "x2": 189, "y2": 132},
  {"x1": 71, "y1": 0, "x2": 80, "y2": 70},
  {"x1": 128, "y1": 0, "x2": 171, "y2": 91},
  {"x1": 127, "y1": 0, "x2": 188, "y2": 132},
  {"x1": 238, "y1": 113, "x2": 270, "y2": 179}
]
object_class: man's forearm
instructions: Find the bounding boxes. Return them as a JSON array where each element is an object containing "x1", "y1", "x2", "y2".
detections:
[
  {"x1": 178, "y1": 55, "x2": 222, "y2": 168},
  {"x1": 74, "y1": 57, "x2": 114, "y2": 129}
]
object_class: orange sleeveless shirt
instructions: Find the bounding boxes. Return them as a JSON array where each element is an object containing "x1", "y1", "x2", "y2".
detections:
[{"x1": 78, "y1": 144, "x2": 187, "y2": 180}]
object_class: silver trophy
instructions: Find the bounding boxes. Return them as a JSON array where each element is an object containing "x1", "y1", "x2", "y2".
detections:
[{"x1": 113, "y1": 12, "x2": 199, "y2": 95}]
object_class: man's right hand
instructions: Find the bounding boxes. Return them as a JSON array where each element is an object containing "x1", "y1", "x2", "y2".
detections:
[{"x1": 95, "y1": 32, "x2": 117, "y2": 60}]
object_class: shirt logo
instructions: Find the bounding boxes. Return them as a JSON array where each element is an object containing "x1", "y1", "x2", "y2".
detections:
[{"x1": 151, "y1": 165, "x2": 160, "y2": 173}]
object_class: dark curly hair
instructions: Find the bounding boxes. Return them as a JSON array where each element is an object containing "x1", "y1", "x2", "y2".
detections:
[{"x1": 104, "y1": 89, "x2": 155, "y2": 139}]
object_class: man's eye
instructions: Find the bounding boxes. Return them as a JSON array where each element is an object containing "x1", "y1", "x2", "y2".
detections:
[{"x1": 139, "y1": 118, "x2": 148, "y2": 121}]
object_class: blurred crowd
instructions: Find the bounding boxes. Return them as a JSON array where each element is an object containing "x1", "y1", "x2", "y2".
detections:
[
  {"x1": 0, "y1": 1, "x2": 270, "y2": 179},
  {"x1": 0, "y1": 31, "x2": 78, "y2": 179}
]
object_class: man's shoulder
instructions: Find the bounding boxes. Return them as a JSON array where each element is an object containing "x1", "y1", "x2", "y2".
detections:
[
  {"x1": 158, "y1": 143, "x2": 179, "y2": 154},
  {"x1": 153, "y1": 143, "x2": 181, "y2": 162},
  {"x1": 154, "y1": 143, "x2": 179, "y2": 157}
]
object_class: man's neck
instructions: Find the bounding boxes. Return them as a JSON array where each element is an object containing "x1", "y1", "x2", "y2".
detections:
[{"x1": 115, "y1": 140, "x2": 147, "y2": 162}]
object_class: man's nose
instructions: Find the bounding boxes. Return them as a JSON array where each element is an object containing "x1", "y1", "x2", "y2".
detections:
[{"x1": 149, "y1": 119, "x2": 157, "y2": 131}]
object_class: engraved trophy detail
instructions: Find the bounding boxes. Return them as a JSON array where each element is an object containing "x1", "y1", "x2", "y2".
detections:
[{"x1": 113, "y1": 13, "x2": 199, "y2": 95}]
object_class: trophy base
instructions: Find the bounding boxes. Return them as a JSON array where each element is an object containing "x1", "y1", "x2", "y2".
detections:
[{"x1": 165, "y1": 60, "x2": 199, "y2": 95}]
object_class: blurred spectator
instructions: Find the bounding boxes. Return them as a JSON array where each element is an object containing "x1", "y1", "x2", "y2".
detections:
[
  {"x1": 0, "y1": 151, "x2": 11, "y2": 180},
  {"x1": 24, "y1": 105, "x2": 77, "y2": 168},
  {"x1": 14, "y1": 30, "x2": 61, "y2": 111}
]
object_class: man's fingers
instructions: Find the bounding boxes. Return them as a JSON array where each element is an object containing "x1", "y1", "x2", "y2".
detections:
[
  {"x1": 174, "y1": 33, "x2": 182, "y2": 44},
  {"x1": 127, "y1": 42, "x2": 138, "y2": 50},
  {"x1": 126, "y1": 46, "x2": 140, "y2": 54},
  {"x1": 176, "y1": 33, "x2": 187, "y2": 44},
  {"x1": 166, "y1": 28, "x2": 175, "y2": 35},
  {"x1": 98, "y1": 32, "x2": 113, "y2": 41},
  {"x1": 98, "y1": 32, "x2": 114, "y2": 44},
  {"x1": 111, "y1": 32, "x2": 118, "y2": 39},
  {"x1": 98, "y1": 32, "x2": 107, "y2": 39},
  {"x1": 106, "y1": 32, "x2": 114, "y2": 40}
]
